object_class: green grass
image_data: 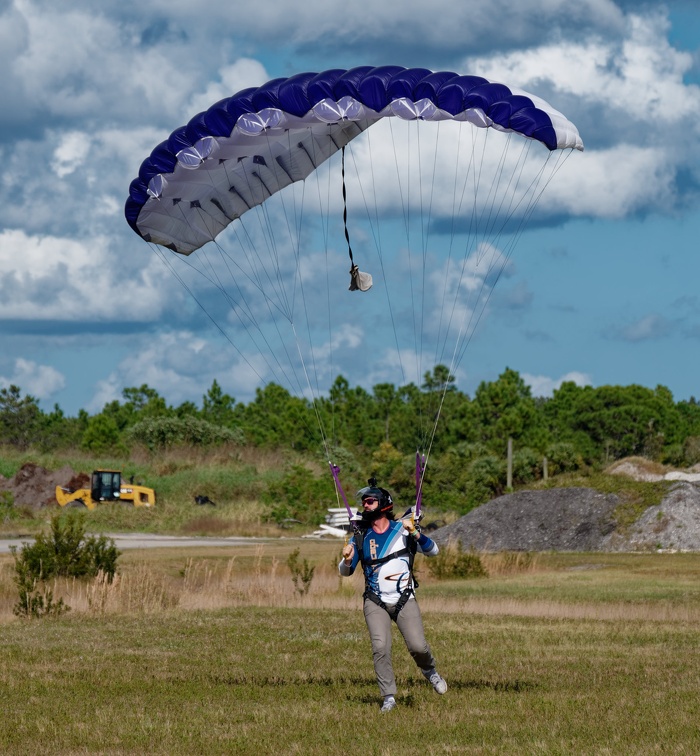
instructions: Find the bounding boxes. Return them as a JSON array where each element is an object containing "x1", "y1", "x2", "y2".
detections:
[{"x1": 0, "y1": 548, "x2": 699, "y2": 753}]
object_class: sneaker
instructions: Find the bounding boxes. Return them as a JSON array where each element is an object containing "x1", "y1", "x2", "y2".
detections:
[
  {"x1": 424, "y1": 669, "x2": 448, "y2": 694},
  {"x1": 380, "y1": 696, "x2": 396, "y2": 712}
]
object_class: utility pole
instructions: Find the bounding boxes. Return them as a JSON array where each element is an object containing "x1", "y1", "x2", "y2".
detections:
[{"x1": 507, "y1": 436, "x2": 513, "y2": 490}]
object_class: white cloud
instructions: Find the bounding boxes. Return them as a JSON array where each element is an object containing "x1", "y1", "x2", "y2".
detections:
[
  {"x1": 188, "y1": 59, "x2": 269, "y2": 117},
  {"x1": 0, "y1": 358, "x2": 65, "y2": 399},
  {"x1": 145, "y1": 0, "x2": 624, "y2": 53},
  {"x1": 523, "y1": 370, "x2": 592, "y2": 397},
  {"x1": 0, "y1": 229, "x2": 168, "y2": 321},
  {"x1": 87, "y1": 330, "x2": 270, "y2": 412},
  {"x1": 465, "y1": 12, "x2": 700, "y2": 123},
  {"x1": 425, "y1": 242, "x2": 510, "y2": 346},
  {"x1": 51, "y1": 131, "x2": 91, "y2": 178},
  {"x1": 542, "y1": 144, "x2": 677, "y2": 218}
]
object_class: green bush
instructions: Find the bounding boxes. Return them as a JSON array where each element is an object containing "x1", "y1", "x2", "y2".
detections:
[
  {"x1": 13, "y1": 560, "x2": 69, "y2": 619},
  {"x1": 263, "y1": 465, "x2": 337, "y2": 524},
  {"x1": 0, "y1": 490, "x2": 18, "y2": 523},
  {"x1": 682, "y1": 437, "x2": 700, "y2": 466},
  {"x1": 426, "y1": 540, "x2": 487, "y2": 579},
  {"x1": 11, "y1": 512, "x2": 119, "y2": 619},
  {"x1": 12, "y1": 512, "x2": 119, "y2": 583},
  {"x1": 465, "y1": 455, "x2": 505, "y2": 507},
  {"x1": 545, "y1": 442, "x2": 584, "y2": 475},
  {"x1": 512, "y1": 447, "x2": 542, "y2": 485},
  {"x1": 125, "y1": 416, "x2": 244, "y2": 451}
]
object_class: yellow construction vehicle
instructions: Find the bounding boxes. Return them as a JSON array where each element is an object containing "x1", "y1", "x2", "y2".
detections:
[{"x1": 56, "y1": 470, "x2": 156, "y2": 511}]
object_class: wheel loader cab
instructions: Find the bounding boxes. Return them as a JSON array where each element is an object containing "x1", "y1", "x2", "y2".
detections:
[{"x1": 91, "y1": 470, "x2": 122, "y2": 502}]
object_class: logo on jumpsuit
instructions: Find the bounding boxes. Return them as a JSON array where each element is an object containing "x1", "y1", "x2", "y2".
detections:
[{"x1": 369, "y1": 539, "x2": 378, "y2": 560}]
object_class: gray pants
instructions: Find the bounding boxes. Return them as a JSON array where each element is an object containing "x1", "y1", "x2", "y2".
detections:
[{"x1": 363, "y1": 596, "x2": 436, "y2": 697}]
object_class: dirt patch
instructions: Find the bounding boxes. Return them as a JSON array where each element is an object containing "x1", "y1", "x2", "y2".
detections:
[{"x1": 0, "y1": 463, "x2": 82, "y2": 509}]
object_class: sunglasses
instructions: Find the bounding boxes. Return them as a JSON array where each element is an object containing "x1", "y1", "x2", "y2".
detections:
[{"x1": 362, "y1": 497, "x2": 379, "y2": 505}]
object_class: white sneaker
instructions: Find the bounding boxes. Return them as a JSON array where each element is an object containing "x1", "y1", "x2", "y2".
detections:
[
  {"x1": 380, "y1": 696, "x2": 396, "y2": 712},
  {"x1": 424, "y1": 669, "x2": 447, "y2": 694}
]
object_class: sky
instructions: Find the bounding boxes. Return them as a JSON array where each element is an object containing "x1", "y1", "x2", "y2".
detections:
[{"x1": 1, "y1": 0, "x2": 700, "y2": 416}]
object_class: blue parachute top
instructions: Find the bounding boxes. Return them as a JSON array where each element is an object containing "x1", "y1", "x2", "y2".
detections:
[{"x1": 125, "y1": 65, "x2": 583, "y2": 255}]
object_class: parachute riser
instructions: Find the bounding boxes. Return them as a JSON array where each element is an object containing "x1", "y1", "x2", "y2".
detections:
[
  {"x1": 415, "y1": 451, "x2": 426, "y2": 518},
  {"x1": 329, "y1": 461, "x2": 360, "y2": 535}
]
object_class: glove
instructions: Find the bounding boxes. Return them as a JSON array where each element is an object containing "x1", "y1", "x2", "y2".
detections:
[{"x1": 402, "y1": 517, "x2": 420, "y2": 540}]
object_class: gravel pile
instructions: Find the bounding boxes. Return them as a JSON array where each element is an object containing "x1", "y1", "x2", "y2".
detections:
[
  {"x1": 601, "y1": 482, "x2": 700, "y2": 552},
  {"x1": 431, "y1": 482, "x2": 700, "y2": 553}
]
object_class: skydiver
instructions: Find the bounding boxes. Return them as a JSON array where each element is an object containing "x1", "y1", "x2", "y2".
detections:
[{"x1": 339, "y1": 480, "x2": 447, "y2": 712}]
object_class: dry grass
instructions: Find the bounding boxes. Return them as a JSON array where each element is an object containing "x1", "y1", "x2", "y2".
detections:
[
  {"x1": 0, "y1": 543, "x2": 358, "y2": 622},
  {"x1": 479, "y1": 549, "x2": 541, "y2": 576},
  {"x1": 3, "y1": 545, "x2": 700, "y2": 627}
]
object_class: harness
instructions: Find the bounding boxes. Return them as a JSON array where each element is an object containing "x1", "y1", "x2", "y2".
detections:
[{"x1": 355, "y1": 526, "x2": 419, "y2": 620}]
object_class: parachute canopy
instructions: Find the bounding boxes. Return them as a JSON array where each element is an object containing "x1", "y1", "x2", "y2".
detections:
[{"x1": 125, "y1": 65, "x2": 583, "y2": 255}]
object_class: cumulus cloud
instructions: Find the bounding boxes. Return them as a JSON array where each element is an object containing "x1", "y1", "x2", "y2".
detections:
[
  {"x1": 87, "y1": 330, "x2": 269, "y2": 411},
  {"x1": 0, "y1": 358, "x2": 65, "y2": 399},
  {"x1": 464, "y1": 12, "x2": 700, "y2": 217},
  {"x1": 0, "y1": 229, "x2": 168, "y2": 323},
  {"x1": 142, "y1": 0, "x2": 625, "y2": 59},
  {"x1": 424, "y1": 242, "x2": 511, "y2": 348},
  {"x1": 523, "y1": 370, "x2": 592, "y2": 397},
  {"x1": 465, "y1": 11, "x2": 700, "y2": 123},
  {"x1": 51, "y1": 131, "x2": 92, "y2": 178},
  {"x1": 187, "y1": 59, "x2": 269, "y2": 116}
]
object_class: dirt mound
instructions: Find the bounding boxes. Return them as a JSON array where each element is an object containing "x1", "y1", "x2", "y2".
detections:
[
  {"x1": 432, "y1": 487, "x2": 619, "y2": 552},
  {"x1": 0, "y1": 462, "x2": 81, "y2": 509},
  {"x1": 432, "y1": 482, "x2": 700, "y2": 553}
]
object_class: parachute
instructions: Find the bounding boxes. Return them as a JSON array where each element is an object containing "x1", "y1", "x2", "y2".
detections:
[{"x1": 125, "y1": 65, "x2": 582, "y2": 475}]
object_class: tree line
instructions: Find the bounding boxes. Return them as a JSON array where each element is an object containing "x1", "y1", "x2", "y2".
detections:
[{"x1": 2, "y1": 366, "x2": 699, "y2": 513}]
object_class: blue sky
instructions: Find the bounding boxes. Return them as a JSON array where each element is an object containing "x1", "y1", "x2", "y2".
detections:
[{"x1": 1, "y1": 0, "x2": 700, "y2": 416}]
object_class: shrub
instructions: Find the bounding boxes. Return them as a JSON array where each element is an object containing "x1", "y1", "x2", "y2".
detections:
[
  {"x1": 11, "y1": 512, "x2": 119, "y2": 618},
  {"x1": 512, "y1": 447, "x2": 542, "y2": 485},
  {"x1": 426, "y1": 540, "x2": 487, "y2": 579},
  {"x1": 13, "y1": 559, "x2": 69, "y2": 619},
  {"x1": 683, "y1": 437, "x2": 700, "y2": 466},
  {"x1": 287, "y1": 548, "x2": 315, "y2": 596},
  {"x1": 263, "y1": 465, "x2": 337, "y2": 524},
  {"x1": 545, "y1": 442, "x2": 584, "y2": 475},
  {"x1": 12, "y1": 512, "x2": 119, "y2": 583},
  {"x1": 0, "y1": 490, "x2": 18, "y2": 523},
  {"x1": 464, "y1": 455, "x2": 505, "y2": 507},
  {"x1": 126, "y1": 416, "x2": 244, "y2": 451}
]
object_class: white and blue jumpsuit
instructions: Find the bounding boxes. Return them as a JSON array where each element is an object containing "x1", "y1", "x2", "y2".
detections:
[{"x1": 339, "y1": 519, "x2": 440, "y2": 697}]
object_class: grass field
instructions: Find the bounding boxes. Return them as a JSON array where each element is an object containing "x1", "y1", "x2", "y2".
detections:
[{"x1": 1, "y1": 544, "x2": 699, "y2": 754}]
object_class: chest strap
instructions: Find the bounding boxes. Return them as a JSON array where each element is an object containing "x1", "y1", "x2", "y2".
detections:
[{"x1": 356, "y1": 527, "x2": 418, "y2": 620}]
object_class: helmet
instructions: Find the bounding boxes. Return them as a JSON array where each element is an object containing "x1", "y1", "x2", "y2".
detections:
[{"x1": 355, "y1": 478, "x2": 394, "y2": 522}]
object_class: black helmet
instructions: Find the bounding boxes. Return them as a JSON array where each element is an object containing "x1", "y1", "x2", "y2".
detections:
[{"x1": 355, "y1": 477, "x2": 394, "y2": 522}]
